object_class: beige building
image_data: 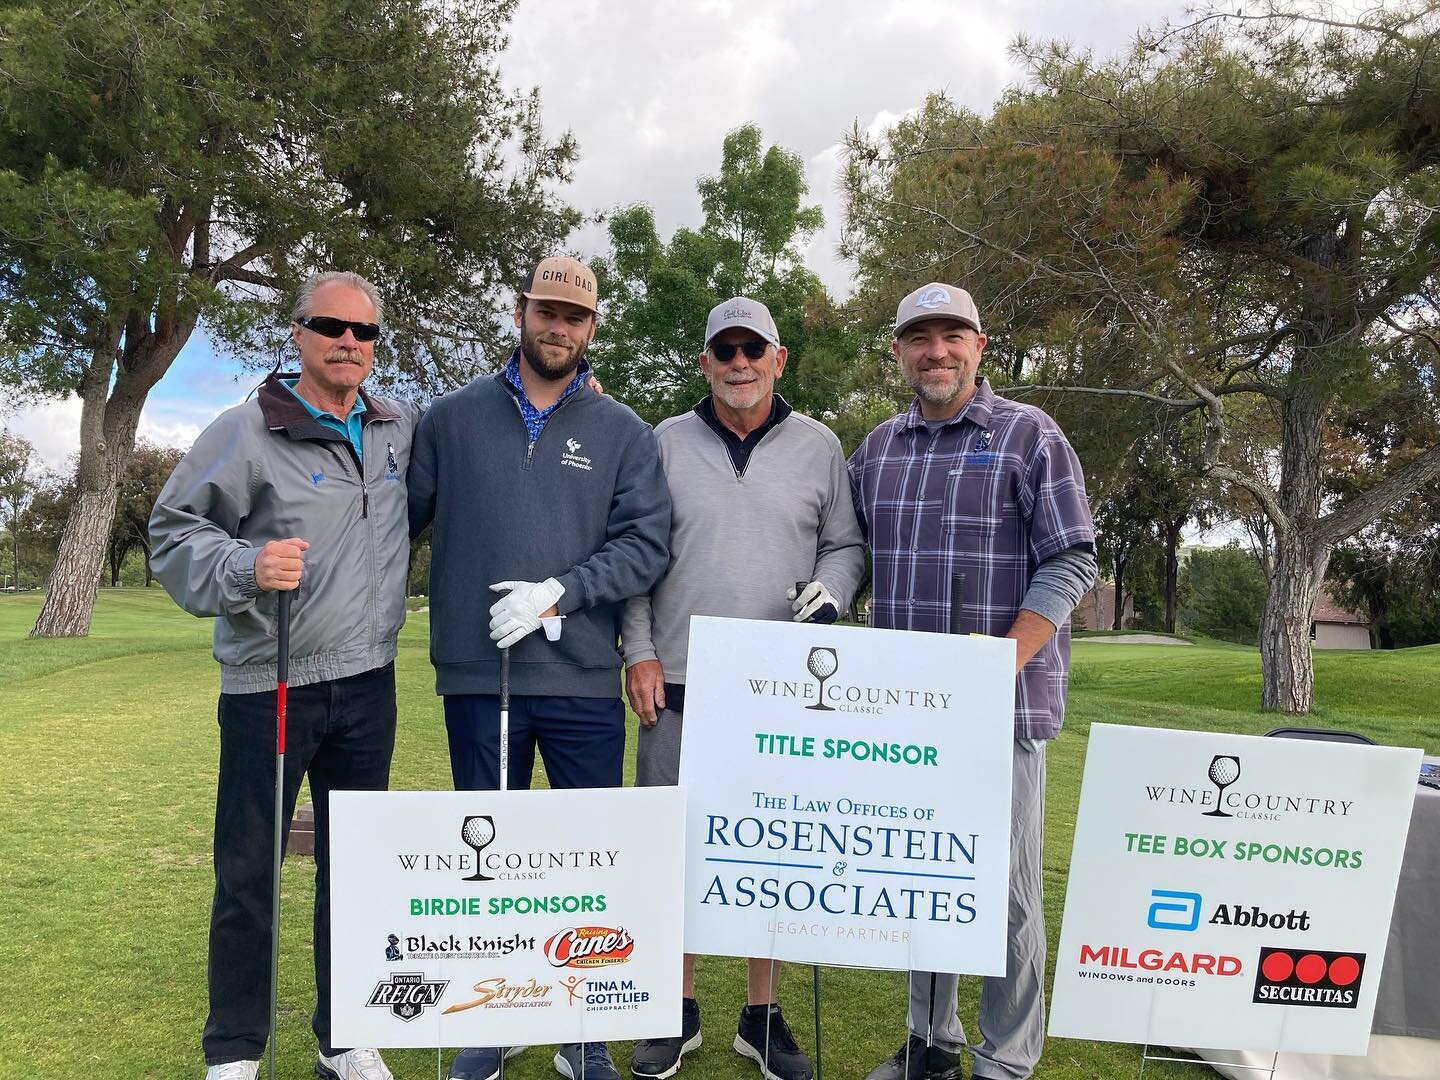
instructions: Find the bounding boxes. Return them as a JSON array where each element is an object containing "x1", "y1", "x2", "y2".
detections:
[{"x1": 1311, "y1": 590, "x2": 1372, "y2": 650}]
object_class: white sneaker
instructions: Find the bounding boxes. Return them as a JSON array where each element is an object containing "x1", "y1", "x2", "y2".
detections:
[
  {"x1": 205, "y1": 1064, "x2": 259, "y2": 1080},
  {"x1": 318, "y1": 1048, "x2": 395, "y2": 1080}
]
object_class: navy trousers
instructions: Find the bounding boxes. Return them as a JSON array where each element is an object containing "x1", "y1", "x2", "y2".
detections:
[
  {"x1": 204, "y1": 663, "x2": 396, "y2": 1065},
  {"x1": 444, "y1": 693, "x2": 625, "y2": 791}
]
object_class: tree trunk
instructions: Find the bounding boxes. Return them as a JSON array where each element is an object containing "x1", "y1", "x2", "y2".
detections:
[
  {"x1": 32, "y1": 353, "x2": 146, "y2": 635},
  {"x1": 1163, "y1": 519, "x2": 1182, "y2": 634},
  {"x1": 1112, "y1": 554, "x2": 1126, "y2": 630},
  {"x1": 1259, "y1": 535, "x2": 1329, "y2": 712},
  {"x1": 32, "y1": 314, "x2": 188, "y2": 636}
]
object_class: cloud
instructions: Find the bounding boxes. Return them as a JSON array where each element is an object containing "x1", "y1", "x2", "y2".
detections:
[{"x1": 503, "y1": 0, "x2": 1187, "y2": 296}]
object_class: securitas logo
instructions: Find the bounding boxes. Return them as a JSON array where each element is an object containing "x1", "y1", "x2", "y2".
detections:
[
  {"x1": 544, "y1": 926, "x2": 635, "y2": 969},
  {"x1": 394, "y1": 817, "x2": 619, "y2": 883},
  {"x1": 366, "y1": 972, "x2": 448, "y2": 1022},
  {"x1": 1143, "y1": 754, "x2": 1354, "y2": 821},
  {"x1": 745, "y1": 647, "x2": 955, "y2": 717},
  {"x1": 1253, "y1": 947, "x2": 1365, "y2": 1008}
]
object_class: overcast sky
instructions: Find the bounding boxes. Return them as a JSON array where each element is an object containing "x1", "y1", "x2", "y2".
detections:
[{"x1": 3, "y1": 0, "x2": 1186, "y2": 472}]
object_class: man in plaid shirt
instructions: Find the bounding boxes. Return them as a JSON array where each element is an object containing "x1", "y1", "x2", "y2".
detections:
[{"x1": 850, "y1": 283, "x2": 1097, "y2": 1080}]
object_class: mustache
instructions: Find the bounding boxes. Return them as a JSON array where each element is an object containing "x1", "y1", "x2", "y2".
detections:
[{"x1": 324, "y1": 348, "x2": 365, "y2": 363}]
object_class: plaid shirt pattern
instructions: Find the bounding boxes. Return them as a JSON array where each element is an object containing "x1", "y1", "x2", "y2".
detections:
[{"x1": 847, "y1": 378, "x2": 1094, "y2": 738}]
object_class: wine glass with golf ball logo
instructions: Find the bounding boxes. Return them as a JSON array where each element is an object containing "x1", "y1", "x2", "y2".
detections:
[
  {"x1": 806, "y1": 647, "x2": 838, "y2": 711},
  {"x1": 460, "y1": 814, "x2": 496, "y2": 880},
  {"x1": 1203, "y1": 755, "x2": 1241, "y2": 817}
]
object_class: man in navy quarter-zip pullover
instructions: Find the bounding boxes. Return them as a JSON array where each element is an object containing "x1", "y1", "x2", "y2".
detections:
[{"x1": 407, "y1": 255, "x2": 670, "y2": 1080}]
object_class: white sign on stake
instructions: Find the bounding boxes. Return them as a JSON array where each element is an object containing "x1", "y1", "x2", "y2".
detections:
[
  {"x1": 1049, "y1": 724, "x2": 1420, "y2": 1056},
  {"x1": 329, "y1": 787, "x2": 685, "y2": 1048},
  {"x1": 679, "y1": 615, "x2": 1016, "y2": 975}
]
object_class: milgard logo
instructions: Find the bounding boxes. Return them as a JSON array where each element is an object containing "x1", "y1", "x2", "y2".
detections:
[
  {"x1": 1143, "y1": 754, "x2": 1354, "y2": 821},
  {"x1": 367, "y1": 972, "x2": 449, "y2": 1022},
  {"x1": 1253, "y1": 947, "x2": 1365, "y2": 1008},
  {"x1": 544, "y1": 926, "x2": 635, "y2": 968}
]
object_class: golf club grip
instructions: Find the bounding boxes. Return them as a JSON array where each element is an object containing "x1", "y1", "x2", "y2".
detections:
[
  {"x1": 500, "y1": 648, "x2": 510, "y2": 711},
  {"x1": 276, "y1": 590, "x2": 291, "y2": 682},
  {"x1": 949, "y1": 572, "x2": 965, "y2": 633},
  {"x1": 276, "y1": 591, "x2": 291, "y2": 755}
]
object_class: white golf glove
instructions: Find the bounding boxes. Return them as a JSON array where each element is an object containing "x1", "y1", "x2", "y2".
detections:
[
  {"x1": 488, "y1": 578, "x2": 565, "y2": 648},
  {"x1": 789, "y1": 580, "x2": 840, "y2": 624}
]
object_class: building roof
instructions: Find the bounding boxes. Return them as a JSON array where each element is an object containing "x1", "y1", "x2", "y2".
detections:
[{"x1": 1313, "y1": 588, "x2": 1368, "y2": 625}]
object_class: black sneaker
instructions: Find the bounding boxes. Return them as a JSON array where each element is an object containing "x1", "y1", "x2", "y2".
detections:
[
  {"x1": 863, "y1": 1035, "x2": 965, "y2": 1080},
  {"x1": 733, "y1": 1003, "x2": 813, "y2": 1080},
  {"x1": 631, "y1": 997, "x2": 702, "y2": 1078}
]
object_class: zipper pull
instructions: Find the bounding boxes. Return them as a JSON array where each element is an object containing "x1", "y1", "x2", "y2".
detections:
[{"x1": 363, "y1": 488, "x2": 370, "y2": 518}]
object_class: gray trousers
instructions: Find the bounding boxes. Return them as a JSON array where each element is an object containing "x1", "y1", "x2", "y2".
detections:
[{"x1": 908, "y1": 738, "x2": 1047, "y2": 1080}]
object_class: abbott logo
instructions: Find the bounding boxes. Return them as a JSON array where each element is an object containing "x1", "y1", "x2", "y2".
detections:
[{"x1": 1147, "y1": 889, "x2": 1202, "y2": 931}]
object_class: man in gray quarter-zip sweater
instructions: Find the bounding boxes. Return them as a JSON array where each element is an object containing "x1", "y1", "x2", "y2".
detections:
[
  {"x1": 408, "y1": 256, "x2": 669, "y2": 1080},
  {"x1": 621, "y1": 297, "x2": 866, "y2": 1080},
  {"x1": 151, "y1": 271, "x2": 414, "y2": 1080}
]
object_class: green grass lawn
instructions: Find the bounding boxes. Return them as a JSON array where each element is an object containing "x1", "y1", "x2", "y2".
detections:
[{"x1": 1, "y1": 590, "x2": 1434, "y2": 1079}]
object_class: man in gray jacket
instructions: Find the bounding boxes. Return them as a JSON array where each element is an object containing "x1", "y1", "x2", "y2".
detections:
[
  {"x1": 151, "y1": 271, "x2": 418, "y2": 1080},
  {"x1": 622, "y1": 297, "x2": 866, "y2": 1080}
]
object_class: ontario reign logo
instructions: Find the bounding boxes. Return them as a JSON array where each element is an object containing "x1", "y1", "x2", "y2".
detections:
[
  {"x1": 367, "y1": 972, "x2": 449, "y2": 1022},
  {"x1": 461, "y1": 815, "x2": 497, "y2": 881}
]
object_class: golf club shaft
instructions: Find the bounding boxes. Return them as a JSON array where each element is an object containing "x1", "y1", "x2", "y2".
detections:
[
  {"x1": 499, "y1": 647, "x2": 510, "y2": 793},
  {"x1": 269, "y1": 589, "x2": 291, "y2": 1080},
  {"x1": 813, "y1": 964, "x2": 823, "y2": 1080}
]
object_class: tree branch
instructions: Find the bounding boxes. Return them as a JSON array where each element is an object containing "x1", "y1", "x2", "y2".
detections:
[{"x1": 1317, "y1": 444, "x2": 1440, "y2": 548}]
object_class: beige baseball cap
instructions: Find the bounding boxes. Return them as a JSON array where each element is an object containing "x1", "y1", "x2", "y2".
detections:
[
  {"x1": 894, "y1": 282, "x2": 982, "y2": 337},
  {"x1": 521, "y1": 256, "x2": 598, "y2": 313}
]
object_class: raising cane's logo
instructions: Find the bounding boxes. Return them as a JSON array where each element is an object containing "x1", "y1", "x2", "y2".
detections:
[{"x1": 544, "y1": 926, "x2": 635, "y2": 968}]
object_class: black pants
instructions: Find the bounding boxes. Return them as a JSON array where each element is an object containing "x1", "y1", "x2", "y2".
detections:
[
  {"x1": 444, "y1": 694, "x2": 625, "y2": 791},
  {"x1": 203, "y1": 663, "x2": 396, "y2": 1065}
]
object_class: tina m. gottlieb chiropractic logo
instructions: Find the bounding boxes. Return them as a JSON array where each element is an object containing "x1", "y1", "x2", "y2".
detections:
[
  {"x1": 1142, "y1": 753, "x2": 1355, "y2": 822},
  {"x1": 744, "y1": 646, "x2": 955, "y2": 717},
  {"x1": 367, "y1": 972, "x2": 449, "y2": 1022},
  {"x1": 393, "y1": 815, "x2": 620, "y2": 883}
]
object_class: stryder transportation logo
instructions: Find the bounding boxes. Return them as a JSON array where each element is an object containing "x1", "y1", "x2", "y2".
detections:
[
  {"x1": 1253, "y1": 947, "x2": 1365, "y2": 1008},
  {"x1": 442, "y1": 977, "x2": 553, "y2": 1014},
  {"x1": 366, "y1": 972, "x2": 449, "y2": 1022},
  {"x1": 544, "y1": 926, "x2": 635, "y2": 968},
  {"x1": 1142, "y1": 753, "x2": 1354, "y2": 821}
]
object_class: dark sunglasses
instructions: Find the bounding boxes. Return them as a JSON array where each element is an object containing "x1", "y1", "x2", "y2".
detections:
[
  {"x1": 296, "y1": 315, "x2": 381, "y2": 342},
  {"x1": 710, "y1": 339, "x2": 769, "y2": 362}
]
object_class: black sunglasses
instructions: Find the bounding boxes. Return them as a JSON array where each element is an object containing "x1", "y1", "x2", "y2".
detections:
[
  {"x1": 710, "y1": 339, "x2": 769, "y2": 362},
  {"x1": 296, "y1": 315, "x2": 381, "y2": 342}
]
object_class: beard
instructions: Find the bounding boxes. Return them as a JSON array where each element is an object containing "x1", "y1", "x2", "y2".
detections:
[
  {"x1": 712, "y1": 376, "x2": 769, "y2": 412},
  {"x1": 908, "y1": 368, "x2": 971, "y2": 409},
  {"x1": 520, "y1": 322, "x2": 586, "y2": 382}
]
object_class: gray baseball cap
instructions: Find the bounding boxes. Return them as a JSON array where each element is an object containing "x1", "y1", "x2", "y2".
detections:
[
  {"x1": 705, "y1": 296, "x2": 780, "y2": 348},
  {"x1": 894, "y1": 282, "x2": 982, "y2": 337}
]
